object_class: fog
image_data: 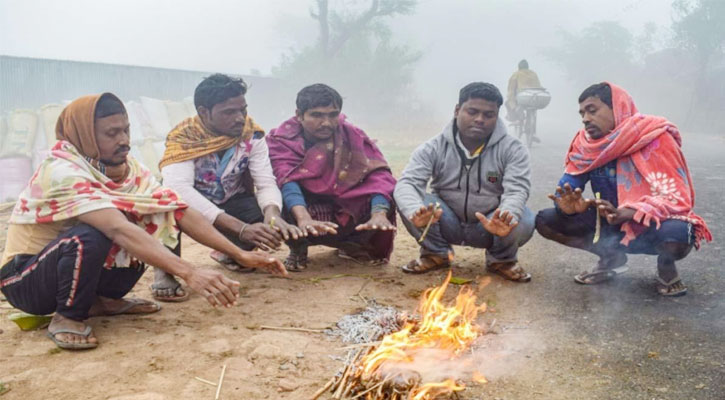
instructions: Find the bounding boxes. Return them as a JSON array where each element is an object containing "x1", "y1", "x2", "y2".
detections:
[{"x1": 1, "y1": 0, "x2": 723, "y2": 136}]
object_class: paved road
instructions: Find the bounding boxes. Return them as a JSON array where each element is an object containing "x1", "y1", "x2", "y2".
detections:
[{"x1": 465, "y1": 132, "x2": 724, "y2": 400}]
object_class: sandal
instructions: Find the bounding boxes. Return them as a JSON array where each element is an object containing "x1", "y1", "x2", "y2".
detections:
[
  {"x1": 574, "y1": 266, "x2": 629, "y2": 285},
  {"x1": 284, "y1": 252, "x2": 308, "y2": 272},
  {"x1": 47, "y1": 326, "x2": 98, "y2": 350},
  {"x1": 150, "y1": 282, "x2": 190, "y2": 303},
  {"x1": 102, "y1": 298, "x2": 161, "y2": 316},
  {"x1": 401, "y1": 254, "x2": 450, "y2": 274},
  {"x1": 487, "y1": 262, "x2": 532, "y2": 283},
  {"x1": 210, "y1": 250, "x2": 254, "y2": 273},
  {"x1": 656, "y1": 276, "x2": 688, "y2": 297},
  {"x1": 337, "y1": 249, "x2": 386, "y2": 266}
]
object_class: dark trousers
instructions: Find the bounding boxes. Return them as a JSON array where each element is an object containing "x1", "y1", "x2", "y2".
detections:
[
  {"x1": 287, "y1": 220, "x2": 378, "y2": 257},
  {"x1": 218, "y1": 192, "x2": 264, "y2": 250},
  {"x1": 0, "y1": 224, "x2": 145, "y2": 321},
  {"x1": 535, "y1": 207, "x2": 693, "y2": 258}
]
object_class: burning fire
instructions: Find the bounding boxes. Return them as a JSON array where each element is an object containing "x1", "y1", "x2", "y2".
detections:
[
  {"x1": 315, "y1": 272, "x2": 488, "y2": 399},
  {"x1": 361, "y1": 272, "x2": 487, "y2": 399}
]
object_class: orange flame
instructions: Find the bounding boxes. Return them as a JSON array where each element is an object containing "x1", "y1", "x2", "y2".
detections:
[{"x1": 360, "y1": 272, "x2": 487, "y2": 399}]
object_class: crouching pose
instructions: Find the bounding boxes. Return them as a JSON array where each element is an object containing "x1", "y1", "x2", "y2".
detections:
[
  {"x1": 267, "y1": 84, "x2": 397, "y2": 271},
  {"x1": 156, "y1": 74, "x2": 299, "y2": 299},
  {"x1": 536, "y1": 82, "x2": 712, "y2": 296},
  {"x1": 0, "y1": 94, "x2": 286, "y2": 350},
  {"x1": 394, "y1": 82, "x2": 535, "y2": 281}
]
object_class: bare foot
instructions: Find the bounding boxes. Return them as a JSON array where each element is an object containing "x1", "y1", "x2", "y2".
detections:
[{"x1": 48, "y1": 314, "x2": 97, "y2": 348}]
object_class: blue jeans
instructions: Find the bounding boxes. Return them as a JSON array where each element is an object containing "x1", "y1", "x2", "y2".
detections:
[
  {"x1": 399, "y1": 194, "x2": 535, "y2": 266},
  {"x1": 535, "y1": 207, "x2": 693, "y2": 257}
]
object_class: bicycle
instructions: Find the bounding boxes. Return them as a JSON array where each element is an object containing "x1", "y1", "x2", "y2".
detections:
[
  {"x1": 511, "y1": 88, "x2": 551, "y2": 149},
  {"x1": 512, "y1": 107, "x2": 539, "y2": 148}
]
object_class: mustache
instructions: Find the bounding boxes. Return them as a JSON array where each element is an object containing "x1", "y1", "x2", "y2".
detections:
[{"x1": 114, "y1": 145, "x2": 131, "y2": 155}]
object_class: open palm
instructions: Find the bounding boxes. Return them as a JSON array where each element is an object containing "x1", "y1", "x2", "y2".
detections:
[
  {"x1": 547, "y1": 183, "x2": 592, "y2": 215},
  {"x1": 475, "y1": 209, "x2": 518, "y2": 237}
]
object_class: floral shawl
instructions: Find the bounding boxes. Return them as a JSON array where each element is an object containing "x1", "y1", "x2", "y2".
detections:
[
  {"x1": 565, "y1": 82, "x2": 712, "y2": 247},
  {"x1": 11, "y1": 141, "x2": 187, "y2": 267}
]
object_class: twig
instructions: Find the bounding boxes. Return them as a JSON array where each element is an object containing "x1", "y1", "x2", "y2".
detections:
[
  {"x1": 259, "y1": 325, "x2": 326, "y2": 333},
  {"x1": 194, "y1": 377, "x2": 217, "y2": 386},
  {"x1": 309, "y1": 377, "x2": 336, "y2": 400},
  {"x1": 350, "y1": 380, "x2": 385, "y2": 399},
  {"x1": 215, "y1": 364, "x2": 227, "y2": 400},
  {"x1": 418, "y1": 202, "x2": 441, "y2": 243},
  {"x1": 337, "y1": 341, "x2": 381, "y2": 350},
  {"x1": 332, "y1": 362, "x2": 354, "y2": 399},
  {"x1": 593, "y1": 192, "x2": 601, "y2": 244}
]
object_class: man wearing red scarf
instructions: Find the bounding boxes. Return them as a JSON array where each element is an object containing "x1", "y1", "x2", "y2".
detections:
[{"x1": 536, "y1": 83, "x2": 711, "y2": 297}]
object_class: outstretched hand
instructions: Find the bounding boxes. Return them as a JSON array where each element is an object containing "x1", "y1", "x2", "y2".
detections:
[
  {"x1": 185, "y1": 269, "x2": 241, "y2": 308},
  {"x1": 355, "y1": 211, "x2": 396, "y2": 232},
  {"x1": 547, "y1": 183, "x2": 593, "y2": 215},
  {"x1": 475, "y1": 208, "x2": 518, "y2": 237},
  {"x1": 594, "y1": 199, "x2": 636, "y2": 225},
  {"x1": 234, "y1": 251, "x2": 288, "y2": 277},
  {"x1": 297, "y1": 219, "x2": 338, "y2": 237},
  {"x1": 266, "y1": 216, "x2": 305, "y2": 241},
  {"x1": 409, "y1": 203, "x2": 443, "y2": 229}
]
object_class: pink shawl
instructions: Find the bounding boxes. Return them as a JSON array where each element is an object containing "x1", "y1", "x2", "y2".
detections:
[{"x1": 565, "y1": 82, "x2": 712, "y2": 248}]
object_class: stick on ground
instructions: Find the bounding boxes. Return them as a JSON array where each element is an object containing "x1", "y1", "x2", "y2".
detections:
[
  {"x1": 194, "y1": 377, "x2": 217, "y2": 386},
  {"x1": 214, "y1": 364, "x2": 227, "y2": 400},
  {"x1": 259, "y1": 325, "x2": 326, "y2": 333}
]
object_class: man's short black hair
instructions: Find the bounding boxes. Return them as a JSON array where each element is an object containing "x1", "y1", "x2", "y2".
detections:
[
  {"x1": 518, "y1": 59, "x2": 529, "y2": 70},
  {"x1": 95, "y1": 93, "x2": 126, "y2": 119},
  {"x1": 296, "y1": 83, "x2": 343, "y2": 114},
  {"x1": 578, "y1": 83, "x2": 612, "y2": 107},
  {"x1": 194, "y1": 73, "x2": 248, "y2": 111},
  {"x1": 458, "y1": 82, "x2": 503, "y2": 107}
]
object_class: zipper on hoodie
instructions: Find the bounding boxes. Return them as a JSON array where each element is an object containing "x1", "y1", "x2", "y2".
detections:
[{"x1": 463, "y1": 164, "x2": 471, "y2": 223}]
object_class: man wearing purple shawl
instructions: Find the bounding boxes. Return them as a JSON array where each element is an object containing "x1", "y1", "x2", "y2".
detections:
[{"x1": 266, "y1": 84, "x2": 397, "y2": 271}]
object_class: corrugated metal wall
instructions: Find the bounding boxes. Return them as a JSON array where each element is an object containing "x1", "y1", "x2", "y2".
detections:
[{"x1": 0, "y1": 55, "x2": 291, "y2": 128}]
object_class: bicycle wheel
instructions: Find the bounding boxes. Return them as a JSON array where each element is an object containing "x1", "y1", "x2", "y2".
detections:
[{"x1": 525, "y1": 110, "x2": 536, "y2": 148}]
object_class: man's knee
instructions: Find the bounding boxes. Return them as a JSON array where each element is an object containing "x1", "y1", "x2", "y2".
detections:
[
  {"x1": 653, "y1": 220, "x2": 693, "y2": 260},
  {"x1": 513, "y1": 208, "x2": 535, "y2": 242},
  {"x1": 534, "y1": 208, "x2": 559, "y2": 239},
  {"x1": 71, "y1": 223, "x2": 113, "y2": 255}
]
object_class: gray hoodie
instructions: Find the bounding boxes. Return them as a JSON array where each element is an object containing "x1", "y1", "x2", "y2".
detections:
[{"x1": 394, "y1": 118, "x2": 531, "y2": 223}]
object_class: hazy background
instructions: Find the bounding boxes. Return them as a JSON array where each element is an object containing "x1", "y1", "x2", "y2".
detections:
[{"x1": 1, "y1": 0, "x2": 723, "y2": 136}]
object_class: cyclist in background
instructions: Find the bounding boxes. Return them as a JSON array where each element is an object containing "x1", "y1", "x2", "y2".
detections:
[{"x1": 505, "y1": 59, "x2": 544, "y2": 143}]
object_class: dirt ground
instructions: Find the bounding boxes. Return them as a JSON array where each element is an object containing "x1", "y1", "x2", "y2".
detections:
[{"x1": 0, "y1": 132, "x2": 723, "y2": 400}]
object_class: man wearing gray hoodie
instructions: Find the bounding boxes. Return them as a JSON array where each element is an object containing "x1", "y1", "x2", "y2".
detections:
[{"x1": 394, "y1": 82, "x2": 534, "y2": 281}]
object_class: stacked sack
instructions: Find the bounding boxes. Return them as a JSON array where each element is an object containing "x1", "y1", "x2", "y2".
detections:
[
  {"x1": 0, "y1": 110, "x2": 37, "y2": 203},
  {"x1": 0, "y1": 96, "x2": 197, "y2": 202}
]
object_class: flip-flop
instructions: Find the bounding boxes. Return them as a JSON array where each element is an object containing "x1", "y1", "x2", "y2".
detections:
[
  {"x1": 284, "y1": 252, "x2": 308, "y2": 272},
  {"x1": 46, "y1": 326, "x2": 98, "y2": 350},
  {"x1": 150, "y1": 283, "x2": 190, "y2": 303},
  {"x1": 103, "y1": 298, "x2": 161, "y2": 316},
  {"x1": 337, "y1": 249, "x2": 386, "y2": 266},
  {"x1": 656, "y1": 276, "x2": 688, "y2": 297},
  {"x1": 487, "y1": 263, "x2": 532, "y2": 283},
  {"x1": 574, "y1": 266, "x2": 629, "y2": 285},
  {"x1": 401, "y1": 255, "x2": 450, "y2": 274}
]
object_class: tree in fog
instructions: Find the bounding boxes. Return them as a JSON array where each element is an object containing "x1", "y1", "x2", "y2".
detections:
[
  {"x1": 672, "y1": 0, "x2": 725, "y2": 129},
  {"x1": 272, "y1": 0, "x2": 421, "y2": 128},
  {"x1": 543, "y1": 21, "x2": 637, "y2": 88}
]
